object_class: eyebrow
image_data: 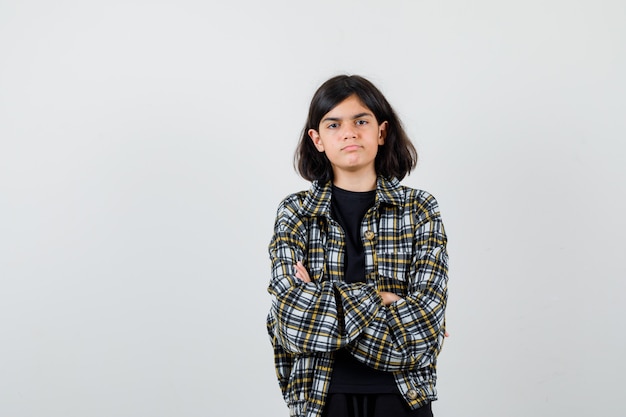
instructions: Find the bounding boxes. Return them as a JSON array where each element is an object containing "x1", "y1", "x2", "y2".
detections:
[{"x1": 321, "y1": 112, "x2": 373, "y2": 123}]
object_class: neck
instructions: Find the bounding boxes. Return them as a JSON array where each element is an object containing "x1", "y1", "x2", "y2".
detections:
[{"x1": 332, "y1": 170, "x2": 377, "y2": 192}]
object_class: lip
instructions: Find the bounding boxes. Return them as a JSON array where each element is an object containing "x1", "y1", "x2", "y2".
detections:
[{"x1": 342, "y1": 145, "x2": 361, "y2": 151}]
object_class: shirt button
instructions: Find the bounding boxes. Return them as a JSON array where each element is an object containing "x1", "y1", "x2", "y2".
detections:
[
  {"x1": 406, "y1": 389, "x2": 419, "y2": 400},
  {"x1": 364, "y1": 230, "x2": 375, "y2": 240}
]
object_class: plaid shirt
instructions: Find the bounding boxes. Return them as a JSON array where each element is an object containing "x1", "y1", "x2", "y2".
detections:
[{"x1": 266, "y1": 176, "x2": 449, "y2": 417}]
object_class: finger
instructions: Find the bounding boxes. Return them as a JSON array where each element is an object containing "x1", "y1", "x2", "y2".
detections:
[
  {"x1": 294, "y1": 262, "x2": 311, "y2": 283},
  {"x1": 296, "y1": 262, "x2": 311, "y2": 280}
]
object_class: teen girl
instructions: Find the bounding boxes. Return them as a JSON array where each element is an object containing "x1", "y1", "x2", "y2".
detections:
[{"x1": 266, "y1": 75, "x2": 449, "y2": 417}]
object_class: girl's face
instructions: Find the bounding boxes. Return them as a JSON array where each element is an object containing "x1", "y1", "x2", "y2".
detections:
[{"x1": 308, "y1": 95, "x2": 387, "y2": 180}]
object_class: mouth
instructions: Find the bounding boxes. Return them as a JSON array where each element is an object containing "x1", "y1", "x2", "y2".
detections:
[{"x1": 342, "y1": 145, "x2": 361, "y2": 151}]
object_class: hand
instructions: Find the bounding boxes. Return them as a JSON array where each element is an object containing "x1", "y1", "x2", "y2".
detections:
[
  {"x1": 294, "y1": 261, "x2": 311, "y2": 283},
  {"x1": 379, "y1": 291, "x2": 401, "y2": 306}
]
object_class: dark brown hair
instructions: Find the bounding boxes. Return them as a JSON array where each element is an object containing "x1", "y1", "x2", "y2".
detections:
[{"x1": 294, "y1": 75, "x2": 417, "y2": 183}]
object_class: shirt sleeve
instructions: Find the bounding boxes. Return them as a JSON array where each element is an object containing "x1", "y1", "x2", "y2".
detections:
[
  {"x1": 346, "y1": 192, "x2": 449, "y2": 371},
  {"x1": 267, "y1": 195, "x2": 382, "y2": 354}
]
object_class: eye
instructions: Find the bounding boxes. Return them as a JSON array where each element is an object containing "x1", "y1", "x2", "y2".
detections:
[
  {"x1": 356, "y1": 119, "x2": 368, "y2": 126},
  {"x1": 327, "y1": 123, "x2": 339, "y2": 129}
]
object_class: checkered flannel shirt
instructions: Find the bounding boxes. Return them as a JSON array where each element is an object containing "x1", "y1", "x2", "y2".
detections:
[{"x1": 266, "y1": 176, "x2": 449, "y2": 417}]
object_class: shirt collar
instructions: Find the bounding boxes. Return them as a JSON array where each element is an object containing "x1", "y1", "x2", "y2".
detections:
[{"x1": 299, "y1": 176, "x2": 404, "y2": 217}]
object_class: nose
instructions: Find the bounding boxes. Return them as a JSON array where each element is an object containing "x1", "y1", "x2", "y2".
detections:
[{"x1": 341, "y1": 124, "x2": 356, "y2": 139}]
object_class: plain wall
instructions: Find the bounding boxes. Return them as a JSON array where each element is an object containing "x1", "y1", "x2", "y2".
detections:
[{"x1": 1, "y1": 1, "x2": 625, "y2": 416}]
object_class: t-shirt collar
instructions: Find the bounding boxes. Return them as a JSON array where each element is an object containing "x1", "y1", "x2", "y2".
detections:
[{"x1": 299, "y1": 176, "x2": 404, "y2": 217}]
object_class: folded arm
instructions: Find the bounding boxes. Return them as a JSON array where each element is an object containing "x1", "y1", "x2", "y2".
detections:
[
  {"x1": 347, "y1": 194, "x2": 449, "y2": 371},
  {"x1": 267, "y1": 197, "x2": 382, "y2": 354}
]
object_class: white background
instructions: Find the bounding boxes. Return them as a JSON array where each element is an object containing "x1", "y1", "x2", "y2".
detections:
[{"x1": 1, "y1": 1, "x2": 625, "y2": 416}]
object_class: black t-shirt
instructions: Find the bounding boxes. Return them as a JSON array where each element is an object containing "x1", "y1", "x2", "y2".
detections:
[{"x1": 328, "y1": 185, "x2": 397, "y2": 394}]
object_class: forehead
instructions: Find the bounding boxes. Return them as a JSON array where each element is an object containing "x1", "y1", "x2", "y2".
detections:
[{"x1": 323, "y1": 95, "x2": 373, "y2": 118}]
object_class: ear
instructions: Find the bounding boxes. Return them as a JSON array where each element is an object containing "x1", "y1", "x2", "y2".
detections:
[
  {"x1": 308, "y1": 129, "x2": 325, "y2": 152},
  {"x1": 378, "y1": 121, "x2": 388, "y2": 145}
]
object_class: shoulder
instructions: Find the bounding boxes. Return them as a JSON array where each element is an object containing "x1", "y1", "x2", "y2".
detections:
[
  {"x1": 378, "y1": 176, "x2": 442, "y2": 216},
  {"x1": 397, "y1": 185, "x2": 443, "y2": 220},
  {"x1": 274, "y1": 190, "x2": 308, "y2": 220},
  {"x1": 404, "y1": 186, "x2": 440, "y2": 207}
]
